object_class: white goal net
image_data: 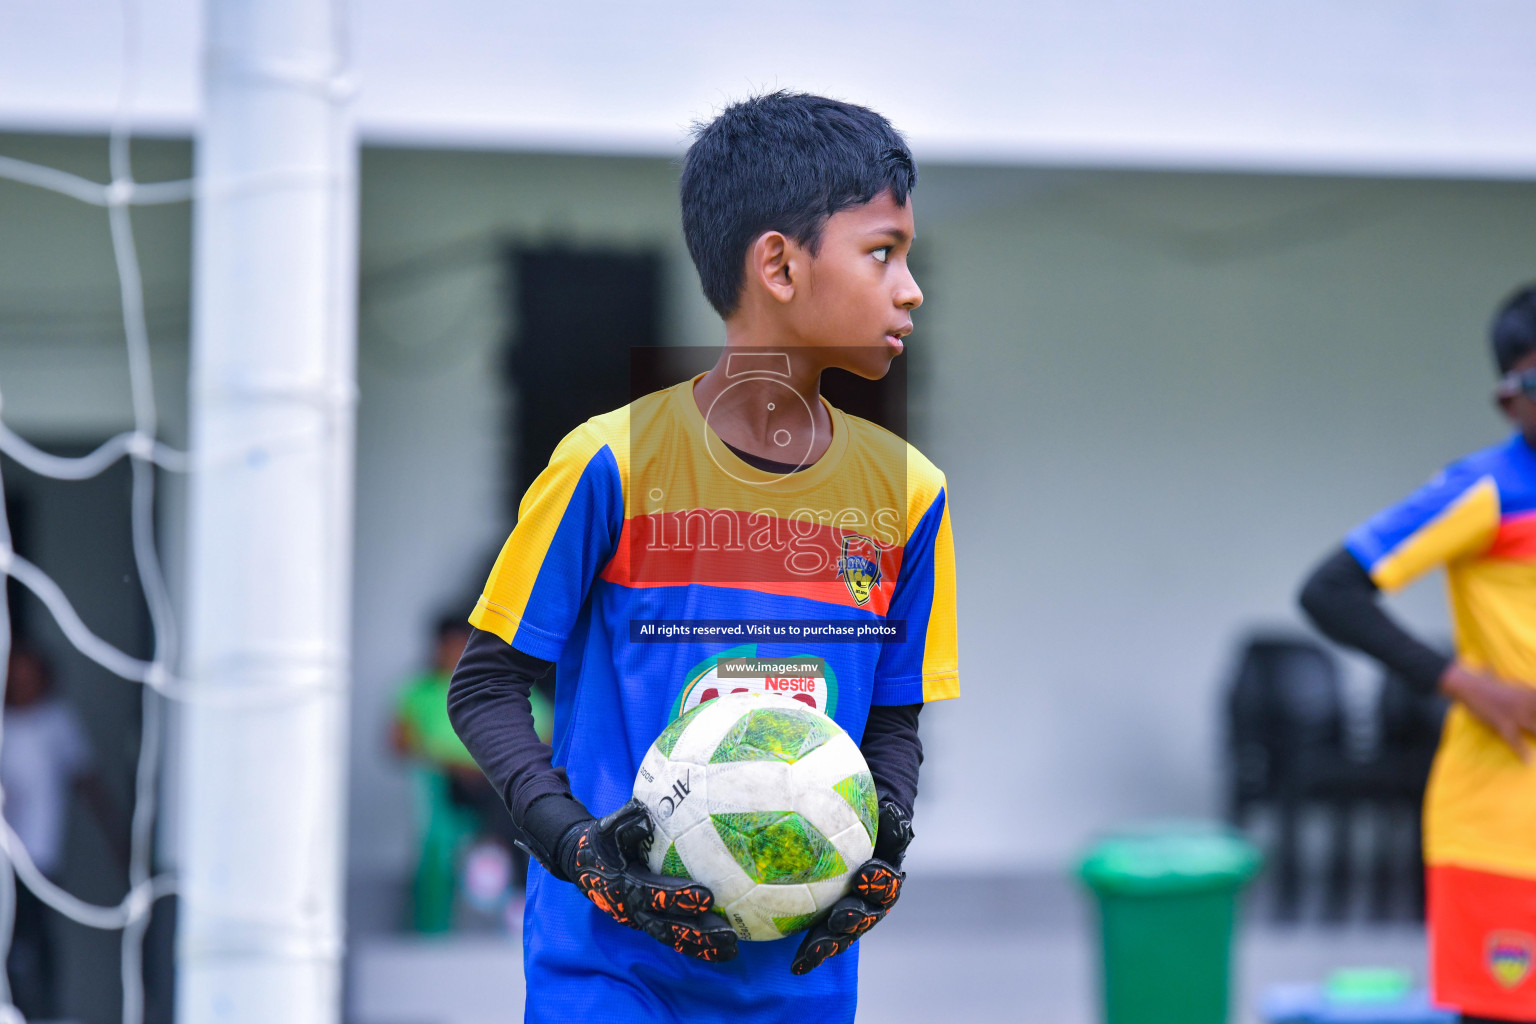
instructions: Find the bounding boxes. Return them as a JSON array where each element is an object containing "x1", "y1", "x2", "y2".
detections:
[{"x1": 0, "y1": 1, "x2": 356, "y2": 1022}]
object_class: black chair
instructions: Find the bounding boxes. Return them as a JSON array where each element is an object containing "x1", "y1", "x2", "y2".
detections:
[
  {"x1": 1225, "y1": 633, "x2": 1451, "y2": 923},
  {"x1": 1225, "y1": 633, "x2": 1355, "y2": 921},
  {"x1": 1364, "y1": 672, "x2": 1445, "y2": 919}
]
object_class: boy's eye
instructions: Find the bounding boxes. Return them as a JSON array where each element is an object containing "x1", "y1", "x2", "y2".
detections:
[{"x1": 872, "y1": 247, "x2": 890, "y2": 264}]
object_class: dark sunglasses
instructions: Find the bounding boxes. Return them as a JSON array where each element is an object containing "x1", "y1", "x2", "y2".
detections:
[{"x1": 1496, "y1": 368, "x2": 1536, "y2": 400}]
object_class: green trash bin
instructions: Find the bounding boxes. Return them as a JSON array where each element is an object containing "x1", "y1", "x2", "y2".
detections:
[{"x1": 1078, "y1": 824, "x2": 1262, "y2": 1024}]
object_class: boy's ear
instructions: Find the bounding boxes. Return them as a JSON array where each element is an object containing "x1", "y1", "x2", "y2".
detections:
[{"x1": 749, "y1": 230, "x2": 799, "y2": 305}]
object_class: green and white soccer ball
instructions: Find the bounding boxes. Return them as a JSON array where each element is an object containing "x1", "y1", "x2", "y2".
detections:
[{"x1": 633, "y1": 692, "x2": 878, "y2": 941}]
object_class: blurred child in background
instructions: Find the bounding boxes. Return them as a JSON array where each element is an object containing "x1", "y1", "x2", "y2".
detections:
[
  {"x1": 392, "y1": 614, "x2": 551, "y2": 932},
  {"x1": 3, "y1": 643, "x2": 125, "y2": 1019}
]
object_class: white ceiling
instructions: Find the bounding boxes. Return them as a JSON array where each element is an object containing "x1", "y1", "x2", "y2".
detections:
[{"x1": 3, "y1": 0, "x2": 1535, "y2": 178}]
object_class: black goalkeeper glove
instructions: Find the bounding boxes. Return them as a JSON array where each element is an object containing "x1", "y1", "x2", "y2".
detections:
[
  {"x1": 555, "y1": 797, "x2": 739, "y2": 963},
  {"x1": 790, "y1": 797, "x2": 913, "y2": 975}
]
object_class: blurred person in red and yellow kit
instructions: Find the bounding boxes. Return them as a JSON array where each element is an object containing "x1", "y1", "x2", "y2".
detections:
[{"x1": 1301, "y1": 285, "x2": 1536, "y2": 1024}]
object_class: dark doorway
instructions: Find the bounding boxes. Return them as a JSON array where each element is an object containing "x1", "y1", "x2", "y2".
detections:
[{"x1": 503, "y1": 247, "x2": 663, "y2": 507}]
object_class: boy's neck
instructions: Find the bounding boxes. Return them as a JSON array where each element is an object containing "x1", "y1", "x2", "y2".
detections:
[{"x1": 691, "y1": 322, "x2": 834, "y2": 466}]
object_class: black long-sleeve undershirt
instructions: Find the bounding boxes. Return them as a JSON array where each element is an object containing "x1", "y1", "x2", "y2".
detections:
[
  {"x1": 446, "y1": 629, "x2": 570, "y2": 821},
  {"x1": 860, "y1": 703, "x2": 923, "y2": 815},
  {"x1": 1297, "y1": 546, "x2": 1452, "y2": 696},
  {"x1": 448, "y1": 627, "x2": 924, "y2": 860}
]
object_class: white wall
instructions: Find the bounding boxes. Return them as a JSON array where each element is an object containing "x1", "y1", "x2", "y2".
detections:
[
  {"x1": 908, "y1": 167, "x2": 1536, "y2": 870},
  {"x1": 6, "y1": 1, "x2": 1536, "y2": 178}
]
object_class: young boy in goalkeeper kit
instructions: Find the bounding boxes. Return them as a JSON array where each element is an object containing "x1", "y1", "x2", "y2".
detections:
[
  {"x1": 449, "y1": 93, "x2": 959, "y2": 1022},
  {"x1": 1301, "y1": 285, "x2": 1536, "y2": 1024}
]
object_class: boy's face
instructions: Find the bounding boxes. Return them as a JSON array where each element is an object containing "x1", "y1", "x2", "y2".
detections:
[
  {"x1": 783, "y1": 189, "x2": 923, "y2": 378},
  {"x1": 435, "y1": 627, "x2": 471, "y2": 675},
  {"x1": 1498, "y1": 349, "x2": 1536, "y2": 447},
  {"x1": 5, "y1": 652, "x2": 47, "y2": 707}
]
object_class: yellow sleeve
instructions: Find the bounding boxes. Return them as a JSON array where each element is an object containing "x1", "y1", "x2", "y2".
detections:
[
  {"x1": 468, "y1": 423, "x2": 625, "y2": 659},
  {"x1": 1347, "y1": 474, "x2": 1500, "y2": 593}
]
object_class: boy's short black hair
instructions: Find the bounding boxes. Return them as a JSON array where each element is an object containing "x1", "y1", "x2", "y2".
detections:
[
  {"x1": 434, "y1": 613, "x2": 472, "y2": 643},
  {"x1": 6, "y1": 641, "x2": 51, "y2": 680},
  {"x1": 1492, "y1": 283, "x2": 1536, "y2": 375},
  {"x1": 680, "y1": 91, "x2": 917, "y2": 318}
]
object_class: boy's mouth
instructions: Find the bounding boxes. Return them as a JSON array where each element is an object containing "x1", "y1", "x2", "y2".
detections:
[{"x1": 885, "y1": 323, "x2": 912, "y2": 350}]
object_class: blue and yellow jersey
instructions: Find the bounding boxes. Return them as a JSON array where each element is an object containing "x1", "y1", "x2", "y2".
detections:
[
  {"x1": 470, "y1": 374, "x2": 958, "y2": 1022},
  {"x1": 1346, "y1": 432, "x2": 1536, "y2": 879}
]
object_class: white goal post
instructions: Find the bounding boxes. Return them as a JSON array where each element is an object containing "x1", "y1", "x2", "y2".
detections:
[{"x1": 177, "y1": 0, "x2": 358, "y2": 1020}]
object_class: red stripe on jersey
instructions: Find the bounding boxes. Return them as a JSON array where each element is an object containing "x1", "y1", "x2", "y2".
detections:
[
  {"x1": 598, "y1": 511, "x2": 903, "y2": 614},
  {"x1": 1487, "y1": 511, "x2": 1536, "y2": 561}
]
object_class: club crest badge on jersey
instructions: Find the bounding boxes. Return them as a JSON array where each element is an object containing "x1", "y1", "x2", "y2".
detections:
[
  {"x1": 672, "y1": 644, "x2": 840, "y2": 719},
  {"x1": 836, "y1": 534, "x2": 883, "y2": 606},
  {"x1": 1487, "y1": 931, "x2": 1534, "y2": 989}
]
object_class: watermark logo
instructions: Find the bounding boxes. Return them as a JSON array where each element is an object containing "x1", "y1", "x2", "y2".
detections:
[
  {"x1": 624, "y1": 345, "x2": 910, "y2": 588},
  {"x1": 671, "y1": 644, "x2": 840, "y2": 718},
  {"x1": 701, "y1": 352, "x2": 817, "y2": 486}
]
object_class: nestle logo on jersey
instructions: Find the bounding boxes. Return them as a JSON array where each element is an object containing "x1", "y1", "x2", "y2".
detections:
[{"x1": 764, "y1": 676, "x2": 818, "y2": 694}]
